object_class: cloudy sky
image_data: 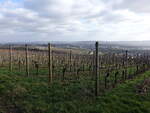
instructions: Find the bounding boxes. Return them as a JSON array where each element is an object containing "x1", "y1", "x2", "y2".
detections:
[{"x1": 0, "y1": 0, "x2": 150, "y2": 42}]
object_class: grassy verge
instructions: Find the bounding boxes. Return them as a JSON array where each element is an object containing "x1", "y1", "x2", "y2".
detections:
[{"x1": 0, "y1": 69, "x2": 150, "y2": 113}]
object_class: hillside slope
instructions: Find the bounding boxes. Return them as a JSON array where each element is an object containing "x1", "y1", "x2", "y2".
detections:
[{"x1": 0, "y1": 69, "x2": 150, "y2": 113}]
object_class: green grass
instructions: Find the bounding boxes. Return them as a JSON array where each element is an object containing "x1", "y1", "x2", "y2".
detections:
[{"x1": 0, "y1": 68, "x2": 150, "y2": 113}]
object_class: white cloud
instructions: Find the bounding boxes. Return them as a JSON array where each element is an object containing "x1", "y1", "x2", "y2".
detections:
[
  {"x1": 0, "y1": 0, "x2": 150, "y2": 42},
  {"x1": 113, "y1": 0, "x2": 150, "y2": 13}
]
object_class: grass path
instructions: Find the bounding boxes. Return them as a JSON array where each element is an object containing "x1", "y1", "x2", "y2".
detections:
[{"x1": 0, "y1": 69, "x2": 150, "y2": 113}]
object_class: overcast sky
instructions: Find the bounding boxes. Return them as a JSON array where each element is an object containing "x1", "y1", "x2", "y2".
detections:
[{"x1": 0, "y1": 0, "x2": 150, "y2": 42}]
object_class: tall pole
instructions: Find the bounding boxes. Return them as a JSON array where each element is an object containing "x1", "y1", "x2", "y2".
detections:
[
  {"x1": 9, "y1": 45, "x2": 12, "y2": 72},
  {"x1": 136, "y1": 53, "x2": 139, "y2": 73},
  {"x1": 69, "y1": 50, "x2": 72, "y2": 72},
  {"x1": 95, "y1": 41, "x2": 99, "y2": 96},
  {"x1": 25, "y1": 44, "x2": 29, "y2": 76},
  {"x1": 48, "y1": 43, "x2": 53, "y2": 84},
  {"x1": 92, "y1": 50, "x2": 95, "y2": 80},
  {"x1": 125, "y1": 50, "x2": 128, "y2": 79}
]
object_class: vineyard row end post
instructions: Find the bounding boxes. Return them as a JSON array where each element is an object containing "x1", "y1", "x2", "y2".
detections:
[
  {"x1": 48, "y1": 43, "x2": 53, "y2": 84},
  {"x1": 95, "y1": 41, "x2": 99, "y2": 96},
  {"x1": 9, "y1": 45, "x2": 12, "y2": 72},
  {"x1": 25, "y1": 44, "x2": 29, "y2": 77}
]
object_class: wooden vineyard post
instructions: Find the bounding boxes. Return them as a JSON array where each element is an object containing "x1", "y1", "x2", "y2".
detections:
[
  {"x1": 69, "y1": 50, "x2": 72, "y2": 72},
  {"x1": 147, "y1": 54, "x2": 150, "y2": 68},
  {"x1": 122, "y1": 70, "x2": 125, "y2": 82},
  {"x1": 18, "y1": 58, "x2": 21, "y2": 72},
  {"x1": 62, "y1": 67, "x2": 66, "y2": 81},
  {"x1": 76, "y1": 68, "x2": 80, "y2": 80},
  {"x1": 105, "y1": 73, "x2": 109, "y2": 89},
  {"x1": 95, "y1": 41, "x2": 99, "y2": 96},
  {"x1": 9, "y1": 45, "x2": 12, "y2": 72},
  {"x1": 35, "y1": 62, "x2": 39, "y2": 76},
  {"x1": 114, "y1": 71, "x2": 119, "y2": 87},
  {"x1": 125, "y1": 50, "x2": 128, "y2": 79},
  {"x1": 92, "y1": 51, "x2": 95, "y2": 80},
  {"x1": 146, "y1": 54, "x2": 148, "y2": 68},
  {"x1": 25, "y1": 44, "x2": 29, "y2": 77},
  {"x1": 48, "y1": 43, "x2": 53, "y2": 84},
  {"x1": 52, "y1": 51, "x2": 54, "y2": 75},
  {"x1": 62, "y1": 65, "x2": 67, "y2": 81},
  {"x1": 143, "y1": 53, "x2": 146, "y2": 72},
  {"x1": 136, "y1": 53, "x2": 139, "y2": 74}
]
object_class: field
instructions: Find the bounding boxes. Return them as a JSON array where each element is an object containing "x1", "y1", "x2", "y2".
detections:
[
  {"x1": 0, "y1": 42, "x2": 150, "y2": 113},
  {"x1": 0, "y1": 67, "x2": 150, "y2": 113}
]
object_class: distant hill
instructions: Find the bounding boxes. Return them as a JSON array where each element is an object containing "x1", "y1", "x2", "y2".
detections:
[
  {"x1": 1, "y1": 41, "x2": 150, "y2": 51},
  {"x1": 50, "y1": 41, "x2": 150, "y2": 50}
]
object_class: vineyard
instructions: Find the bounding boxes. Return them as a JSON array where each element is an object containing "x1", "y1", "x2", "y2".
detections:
[{"x1": 0, "y1": 42, "x2": 150, "y2": 113}]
